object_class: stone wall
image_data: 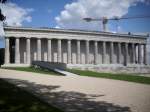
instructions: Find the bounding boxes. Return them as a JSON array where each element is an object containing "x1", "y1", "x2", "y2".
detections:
[{"x1": 67, "y1": 64, "x2": 150, "y2": 74}]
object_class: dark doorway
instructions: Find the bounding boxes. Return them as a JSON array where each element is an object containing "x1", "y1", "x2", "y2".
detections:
[{"x1": 0, "y1": 48, "x2": 4, "y2": 66}]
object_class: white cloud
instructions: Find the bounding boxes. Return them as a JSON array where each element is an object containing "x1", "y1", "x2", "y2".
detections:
[
  {"x1": 55, "y1": 25, "x2": 60, "y2": 29},
  {"x1": 55, "y1": 0, "x2": 147, "y2": 31},
  {"x1": 0, "y1": 2, "x2": 33, "y2": 37},
  {"x1": 0, "y1": 3, "x2": 33, "y2": 26}
]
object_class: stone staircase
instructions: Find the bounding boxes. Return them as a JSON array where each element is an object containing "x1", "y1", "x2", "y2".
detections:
[{"x1": 32, "y1": 61, "x2": 77, "y2": 76}]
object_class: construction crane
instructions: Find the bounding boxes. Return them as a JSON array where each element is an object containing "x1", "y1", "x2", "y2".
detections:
[{"x1": 83, "y1": 15, "x2": 150, "y2": 32}]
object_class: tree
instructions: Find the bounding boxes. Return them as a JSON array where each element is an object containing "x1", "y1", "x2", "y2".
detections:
[
  {"x1": 0, "y1": 0, "x2": 7, "y2": 4},
  {"x1": 0, "y1": 0, "x2": 7, "y2": 21}
]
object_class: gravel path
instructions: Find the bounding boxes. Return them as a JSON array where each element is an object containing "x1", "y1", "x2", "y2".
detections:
[{"x1": 0, "y1": 69, "x2": 150, "y2": 112}]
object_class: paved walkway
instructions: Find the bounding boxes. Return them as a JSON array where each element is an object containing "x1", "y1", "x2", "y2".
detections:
[{"x1": 0, "y1": 69, "x2": 150, "y2": 112}]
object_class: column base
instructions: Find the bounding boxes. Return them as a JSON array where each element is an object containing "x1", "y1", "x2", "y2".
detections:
[{"x1": 1, "y1": 64, "x2": 30, "y2": 68}]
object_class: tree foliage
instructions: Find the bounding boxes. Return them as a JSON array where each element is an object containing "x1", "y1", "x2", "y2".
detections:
[{"x1": 0, "y1": 0, "x2": 7, "y2": 21}]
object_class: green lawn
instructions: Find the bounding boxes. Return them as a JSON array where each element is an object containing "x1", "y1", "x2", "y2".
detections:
[
  {"x1": 3, "y1": 67, "x2": 150, "y2": 84},
  {"x1": 3, "y1": 67, "x2": 61, "y2": 76},
  {"x1": 0, "y1": 79, "x2": 63, "y2": 112},
  {"x1": 68, "y1": 69, "x2": 150, "y2": 85}
]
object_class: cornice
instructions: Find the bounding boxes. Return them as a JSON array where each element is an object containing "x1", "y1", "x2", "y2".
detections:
[{"x1": 4, "y1": 26, "x2": 148, "y2": 39}]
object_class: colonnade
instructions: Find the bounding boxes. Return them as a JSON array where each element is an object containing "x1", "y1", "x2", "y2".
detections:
[{"x1": 4, "y1": 37, "x2": 147, "y2": 65}]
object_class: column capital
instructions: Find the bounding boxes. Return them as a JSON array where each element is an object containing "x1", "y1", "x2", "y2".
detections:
[
  {"x1": 5, "y1": 37, "x2": 10, "y2": 40},
  {"x1": 94, "y1": 40, "x2": 99, "y2": 42},
  {"x1": 5, "y1": 36, "x2": 10, "y2": 39},
  {"x1": 15, "y1": 37, "x2": 20, "y2": 39},
  {"x1": 103, "y1": 41, "x2": 107, "y2": 43},
  {"x1": 94, "y1": 41, "x2": 98, "y2": 43},
  {"x1": 131, "y1": 43, "x2": 136, "y2": 45},
  {"x1": 117, "y1": 41, "x2": 121, "y2": 44},
  {"x1": 124, "y1": 42, "x2": 129, "y2": 44},
  {"x1": 26, "y1": 37, "x2": 31, "y2": 39}
]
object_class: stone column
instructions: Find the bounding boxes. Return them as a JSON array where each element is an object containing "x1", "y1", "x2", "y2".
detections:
[
  {"x1": 124, "y1": 43, "x2": 128, "y2": 66},
  {"x1": 67, "y1": 40, "x2": 71, "y2": 64},
  {"x1": 132, "y1": 43, "x2": 136, "y2": 64},
  {"x1": 143, "y1": 44, "x2": 147, "y2": 65},
  {"x1": 37, "y1": 38, "x2": 41, "y2": 61},
  {"x1": 26, "y1": 38, "x2": 31, "y2": 64},
  {"x1": 4, "y1": 37, "x2": 10, "y2": 64},
  {"x1": 94, "y1": 41, "x2": 98, "y2": 64},
  {"x1": 57, "y1": 39, "x2": 62, "y2": 63},
  {"x1": 86, "y1": 40, "x2": 89, "y2": 64},
  {"x1": 138, "y1": 44, "x2": 142, "y2": 64},
  {"x1": 77, "y1": 40, "x2": 80, "y2": 64},
  {"x1": 47, "y1": 39, "x2": 52, "y2": 62},
  {"x1": 118, "y1": 42, "x2": 122, "y2": 64},
  {"x1": 15, "y1": 38, "x2": 20, "y2": 64},
  {"x1": 110, "y1": 42, "x2": 114, "y2": 64},
  {"x1": 102, "y1": 41, "x2": 106, "y2": 64}
]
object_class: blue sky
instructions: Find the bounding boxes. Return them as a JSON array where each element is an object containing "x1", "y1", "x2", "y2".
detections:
[
  {"x1": 116, "y1": 3, "x2": 150, "y2": 33},
  {"x1": 12, "y1": 0, "x2": 72, "y2": 28},
  {"x1": 10, "y1": 0, "x2": 76, "y2": 28},
  {"x1": 0, "y1": 0, "x2": 150, "y2": 48},
  {"x1": 6, "y1": 0, "x2": 150, "y2": 31}
]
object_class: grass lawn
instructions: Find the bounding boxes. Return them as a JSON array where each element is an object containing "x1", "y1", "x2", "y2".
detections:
[
  {"x1": 0, "y1": 79, "x2": 63, "y2": 112},
  {"x1": 3, "y1": 67, "x2": 60, "y2": 76},
  {"x1": 68, "y1": 69, "x2": 150, "y2": 85}
]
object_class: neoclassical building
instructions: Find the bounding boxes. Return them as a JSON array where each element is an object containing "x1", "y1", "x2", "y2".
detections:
[{"x1": 2, "y1": 26, "x2": 149, "y2": 73}]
